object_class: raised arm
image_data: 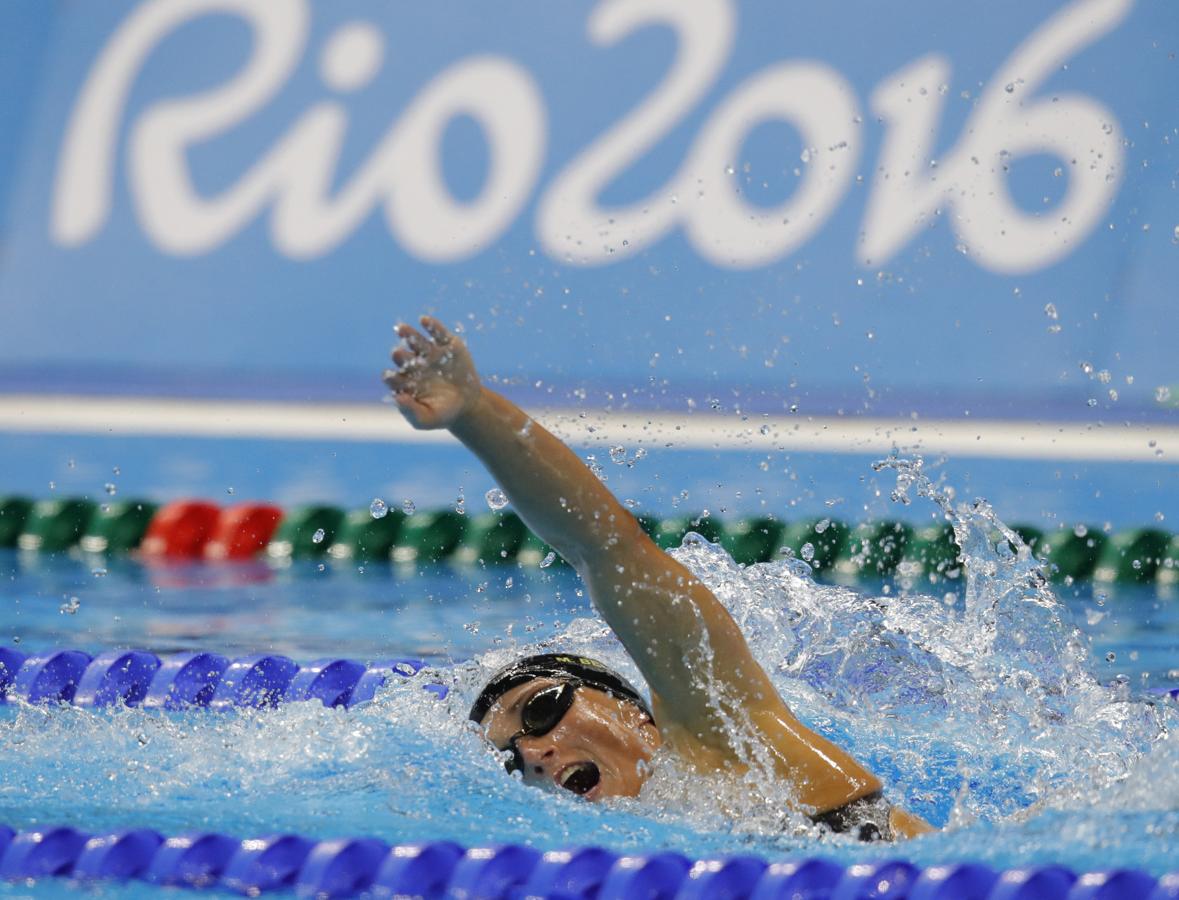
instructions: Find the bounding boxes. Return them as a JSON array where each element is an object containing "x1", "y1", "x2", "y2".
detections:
[
  {"x1": 383, "y1": 318, "x2": 744, "y2": 693},
  {"x1": 384, "y1": 317, "x2": 889, "y2": 814}
]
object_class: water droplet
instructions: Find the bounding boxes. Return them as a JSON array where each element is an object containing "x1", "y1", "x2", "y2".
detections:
[
  {"x1": 1106, "y1": 651, "x2": 1116, "y2": 662},
  {"x1": 1080, "y1": 361, "x2": 1094, "y2": 375},
  {"x1": 317, "y1": 562, "x2": 326, "y2": 572},
  {"x1": 112, "y1": 466, "x2": 120, "y2": 475},
  {"x1": 1004, "y1": 82, "x2": 1015, "y2": 93},
  {"x1": 311, "y1": 528, "x2": 326, "y2": 544},
  {"x1": 724, "y1": 165, "x2": 735, "y2": 175},
  {"x1": 1074, "y1": 524, "x2": 1089, "y2": 537},
  {"x1": 59, "y1": 596, "x2": 80, "y2": 615},
  {"x1": 1156, "y1": 386, "x2": 1172, "y2": 403},
  {"x1": 226, "y1": 486, "x2": 235, "y2": 496},
  {"x1": 540, "y1": 551, "x2": 557, "y2": 569},
  {"x1": 104, "y1": 482, "x2": 117, "y2": 496},
  {"x1": 815, "y1": 519, "x2": 831, "y2": 534},
  {"x1": 369, "y1": 498, "x2": 388, "y2": 519},
  {"x1": 1086, "y1": 398, "x2": 1098, "y2": 407},
  {"x1": 518, "y1": 418, "x2": 534, "y2": 438},
  {"x1": 455, "y1": 494, "x2": 466, "y2": 515},
  {"x1": 609, "y1": 446, "x2": 627, "y2": 464},
  {"x1": 485, "y1": 488, "x2": 509, "y2": 510},
  {"x1": 1172, "y1": 225, "x2": 1179, "y2": 243},
  {"x1": 585, "y1": 455, "x2": 607, "y2": 483},
  {"x1": 48, "y1": 480, "x2": 56, "y2": 491},
  {"x1": 799, "y1": 147, "x2": 812, "y2": 163},
  {"x1": 402, "y1": 499, "x2": 416, "y2": 516},
  {"x1": 1154, "y1": 511, "x2": 1165, "y2": 522},
  {"x1": 67, "y1": 459, "x2": 76, "y2": 469},
  {"x1": 91, "y1": 567, "x2": 107, "y2": 578},
  {"x1": 800, "y1": 542, "x2": 815, "y2": 561},
  {"x1": 1044, "y1": 303, "x2": 1059, "y2": 320}
]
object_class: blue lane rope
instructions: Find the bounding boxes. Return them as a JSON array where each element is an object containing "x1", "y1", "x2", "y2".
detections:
[
  {"x1": 3, "y1": 651, "x2": 1178, "y2": 897},
  {"x1": 0, "y1": 647, "x2": 446, "y2": 709},
  {"x1": 0, "y1": 824, "x2": 1176, "y2": 898},
  {"x1": 2, "y1": 646, "x2": 1176, "y2": 712}
]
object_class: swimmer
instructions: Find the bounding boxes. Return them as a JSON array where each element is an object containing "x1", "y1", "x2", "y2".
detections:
[{"x1": 384, "y1": 316, "x2": 932, "y2": 841}]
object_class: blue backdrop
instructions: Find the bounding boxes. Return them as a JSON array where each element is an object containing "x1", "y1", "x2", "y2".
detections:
[{"x1": 1, "y1": 0, "x2": 1176, "y2": 420}]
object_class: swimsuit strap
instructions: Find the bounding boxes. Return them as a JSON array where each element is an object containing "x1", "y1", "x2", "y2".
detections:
[{"x1": 811, "y1": 790, "x2": 895, "y2": 842}]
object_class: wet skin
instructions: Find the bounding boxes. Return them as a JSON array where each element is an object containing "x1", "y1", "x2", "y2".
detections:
[
  {"x1": 387, "y1": 316, "x2": 933, "y2": 838},
  {"x1": 481, "y1": 679, "x2": 661, "y2": 800}
]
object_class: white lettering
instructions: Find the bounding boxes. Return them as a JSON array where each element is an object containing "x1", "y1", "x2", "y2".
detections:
[
  {"x1": 51, "y1": 0, "x2": 1131, "y2": 273},
  {"x1": 860, "y1": 0, "x2": 1131, "y2": 273},
  {"x1": 684, "y1": 63, "x2": 859, "y2": 267},
  {"x1": 536, "y1": 0, "x2": 733, "y2": 265},
  {"x1": 57, "y1": 4, "x2": 545, "y2": 260},
  {"x1": 52, "y1": 0, "x2": 308, "y2": 247}
]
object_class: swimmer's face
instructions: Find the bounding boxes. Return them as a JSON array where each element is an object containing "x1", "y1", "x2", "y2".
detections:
[{"x1": 479, "y1": 677, "x2": 661, "y2": 801}]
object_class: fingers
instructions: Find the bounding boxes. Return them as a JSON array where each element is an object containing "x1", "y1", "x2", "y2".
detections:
[
  {"x1": 395, "y1": 323, "x2": 430, "y2": 353},
  {"x1": 420, "y1": 315, "x2": 453, "y2": 345},
  {"x1": 382, "y1": 367, "x2": 413, "y2": 394}
]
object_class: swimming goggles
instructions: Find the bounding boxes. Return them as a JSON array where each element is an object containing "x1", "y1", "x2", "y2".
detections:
[{"x1": 500, "y1": 680, "x2": 581, "y2": 774}]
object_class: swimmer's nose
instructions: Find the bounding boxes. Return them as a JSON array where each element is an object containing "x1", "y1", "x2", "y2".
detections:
[{"x1": 515, "y1": 735, "x2": 558, "y2": 778}]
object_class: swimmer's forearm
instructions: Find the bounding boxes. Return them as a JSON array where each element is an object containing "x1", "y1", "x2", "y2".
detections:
[{"x1": 450, "y1": 387, "x2": 642, "y2": 570}]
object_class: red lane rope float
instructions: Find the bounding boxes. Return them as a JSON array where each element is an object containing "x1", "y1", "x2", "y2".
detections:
[
  {"x1": 139, "y1": 501, "x2": 222, "y2": 558},
  {"x1": 138, "y1": 501, "x2": 284, "y2": 560},
  {"x1": 204, "y1": 503, "x2": 284, "y2": 560}
]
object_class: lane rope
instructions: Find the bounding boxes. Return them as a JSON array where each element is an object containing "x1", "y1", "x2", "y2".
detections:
[
  {"x1": 4, "y1": 496, "x2": 1177, "y2": 586},
  {"x1": 0, "y1": 822, "x2": 1175, "y2": 898}
]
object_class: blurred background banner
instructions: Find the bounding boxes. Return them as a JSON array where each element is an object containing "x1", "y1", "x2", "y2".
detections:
[{"x1": 0, "y1": 0, "x2": 1175, "y2": 418}]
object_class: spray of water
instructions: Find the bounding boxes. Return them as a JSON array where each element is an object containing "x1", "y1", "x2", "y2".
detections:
[{"x1": 1, "y1": 456, "x2": 1174, "y2": 871}]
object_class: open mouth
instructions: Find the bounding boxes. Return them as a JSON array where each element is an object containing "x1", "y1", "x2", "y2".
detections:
[{"x1": 557, "y1": 761, "x2": 601, "y2": 796}]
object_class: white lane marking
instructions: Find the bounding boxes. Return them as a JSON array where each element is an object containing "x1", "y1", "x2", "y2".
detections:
[{"x1": 0, "y1": 394, "x2": 1174, "y2": 463}]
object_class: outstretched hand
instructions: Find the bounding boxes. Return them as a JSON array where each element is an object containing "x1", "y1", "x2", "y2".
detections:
[{"x1": 383, "y1": 316, "x2": 481, "y2": 430}]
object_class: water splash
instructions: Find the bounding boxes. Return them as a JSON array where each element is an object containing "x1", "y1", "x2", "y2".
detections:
[
  {"x1": 657, "y1": 455, "x2": 1174, "y2": 831},
  {"x1": 0, "y1": 459, "x2": 1174, "y2": 872}
]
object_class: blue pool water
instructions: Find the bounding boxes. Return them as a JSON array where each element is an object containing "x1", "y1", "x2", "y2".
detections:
[{"x1": 1, "y1": 462, "x2": 1177, "y2": 898}]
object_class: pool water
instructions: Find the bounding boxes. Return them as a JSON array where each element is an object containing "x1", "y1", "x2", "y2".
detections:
[{"x1": 1, "y1": 464, "x2": 1177, "y2": 895}]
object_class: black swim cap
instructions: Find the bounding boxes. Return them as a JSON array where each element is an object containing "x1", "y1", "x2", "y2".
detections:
[{"x1": 469, "y1": 653, "x2": 653, "y2": 725}]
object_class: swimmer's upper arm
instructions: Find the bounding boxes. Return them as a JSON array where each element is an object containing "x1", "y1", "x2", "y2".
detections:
[
  {"x1": 436, "y1": 379, "x2": 788, "y2": 735},
  {"x1": 578, "y1": 521, "x2": 787, "y2": 741}
]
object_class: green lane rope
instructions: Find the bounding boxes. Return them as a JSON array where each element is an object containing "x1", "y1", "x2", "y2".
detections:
[{"x1": 0, "y1": 494, "x2": 1176, "y2": 586}]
